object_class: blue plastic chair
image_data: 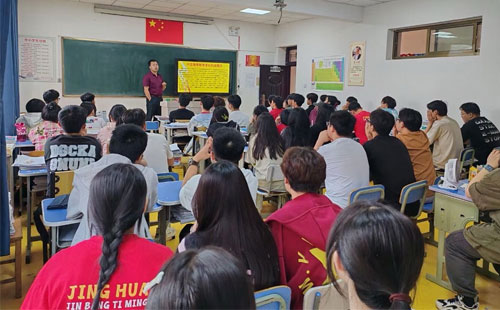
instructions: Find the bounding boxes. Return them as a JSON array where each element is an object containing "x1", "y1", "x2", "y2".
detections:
[
  {"x1": 459, "y1": 147, "x2": 475, "y2": 178},
  {"x1": 348, "y1": 185, "x2": 385, "y2": 205},
  {"x1": 419, "y1": 177, "x2": 442, "y2": 245},
  {"x1": 157, "y1": 172, "x2": 179, "y2": 183},
  {"x1": 255, "y1": 285, "x2": 291, "y2": 310},
  {"x1": 146, "y1": 121, "x2": 160, "y2": 132},
  {"x1": 399, "y1": 180, "x2": 428, "y2": 219}
]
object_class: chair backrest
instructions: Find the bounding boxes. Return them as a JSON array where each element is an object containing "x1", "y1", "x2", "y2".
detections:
[
  {"x1": 459, "y1": 147, "x2": 475, "y2": 171},
  {"x1": 255, "y1": 285, "x2": 291, "y2": 310},
  {"x1": 348, "y1": 185, "x2": 385, "y2": 204},
  {"x1": 146, "y1": 121, "x2": 160, "y2": 131},
  {"x1": 399, "y1": 180, "x2": 427, "y2": 219},
  {"x1": 303, "y1": 281, "x2": 349, "y2": 310},
  {"x1": 266, "y1": 165, "x2": 284, "y2": 182},
  {"x1": 157, "y1": 172, "x2": 179, "y2": 183},
  {"x1": 54, "y1": 171, "x2": 75, "y2": 197}
]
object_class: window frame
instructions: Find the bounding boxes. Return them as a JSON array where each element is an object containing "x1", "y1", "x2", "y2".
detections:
[{"x1": 391, "y1": 17, "x2": 482, "y2": 60}]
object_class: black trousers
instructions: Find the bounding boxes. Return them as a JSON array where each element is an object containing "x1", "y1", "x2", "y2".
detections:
[{"x1": 146, "y1": 96, "x2": 162, "y2": 121}]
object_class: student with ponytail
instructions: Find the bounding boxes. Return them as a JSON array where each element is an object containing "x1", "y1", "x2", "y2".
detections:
[
  {"x1": 22, "y1": 164, "x2": 173, "y2": 310},
  {"x1": 326, "y1": 201, "x2": 424, "y2": 310}
]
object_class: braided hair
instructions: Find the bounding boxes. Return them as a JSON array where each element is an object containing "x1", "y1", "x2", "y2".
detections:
[{"x1": 88, "y1": 163, "x2": 147, "y2": 310}]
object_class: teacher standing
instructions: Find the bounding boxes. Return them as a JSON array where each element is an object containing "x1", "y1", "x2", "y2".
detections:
[{"x1": 143, "y1": 59, "x2": 167, "y2": 121}]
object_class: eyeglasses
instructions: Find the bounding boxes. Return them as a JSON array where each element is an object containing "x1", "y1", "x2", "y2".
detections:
[{"x1": 366, "y1": 119, "x2": 371, "y2": 123}]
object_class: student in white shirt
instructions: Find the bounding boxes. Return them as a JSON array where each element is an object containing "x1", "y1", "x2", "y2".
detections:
[
  {"x1": 424, "y1": 100, "x2": 463, "y2": 170},
  {"x1": 122, "y1": 108, "x2": 173, "y2": 174},
  {"x1": 180, "y1": 127, "x2": 257, "y2": 212},
  {"x1": 67, "y1": 124, "x2": 158, "y2": 245},
  {"x1": 227, "y1": 95, "x2": 250, "y2": 128},
  {"x1": 188, "y1": 95, "x2": 214, "y2": 135},
  {"x1": 314, "y1": 111, "x2": 370, "y2": 207}
]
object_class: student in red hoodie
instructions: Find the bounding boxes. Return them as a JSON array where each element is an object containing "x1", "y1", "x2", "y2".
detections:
[{"x1": 267, "y1": 147, "x2": 342, "y2": 309}]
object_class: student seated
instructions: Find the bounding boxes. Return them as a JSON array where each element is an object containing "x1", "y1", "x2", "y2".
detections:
[
  {"x1": 459, "y1": 102, "x2": 500, "y2": 165},
  {"x1": 248, "y1": 112, "x2": 285, "y2": 192},
  {"x1": 395, "y1": 108, "x2": 436, "y2": 199},
  {"x1": 380, "y1": 95, "x2": 398, "y2": 119},
  {"x1": 44, "y1": 105, "x2": 102, "y2": 196},
  {"x1": 247, "y1": 105, "x2": 268, "y2": 137},
  {"x1": 347, "y1": 101, "x2": 370, "y2": 144},
  {"x1": 425, "y1": 100, "x2": 463, "y2": 170},
  {"x1": 282, "y1": 108, "x2": 312, "y2": 149},
  {"x1": 22, "y1": 164, "x2": 173, "y2": 310},
  {"x1": 147, "y1": 247, "x2": 256, "y2": 310},
  {"x1": 436, "y1": 149, "x2": 500, "y2": 310},
  {"x1": 267, "y1": 147, "x2": 342, "y2": 309},
  {"x1": 289, "y1": 93, "x2": 305, "y2": 109},
  {"x1": 16, "y1": 98, "x2": 45, "y2": 132},
  {"x1": 305, "y1": 93, "x2": 318, "y2": 116},
  {"x1": 277, "y1": 108, "x2": 290, "y2": 134},
  {"x1": 319, "y1": 94, "x2": 327, "y2": 104},
  {"x1": 364, "y1": 109, "x2": 416, "y2": 212},
  {"x1": 270, "y1": 96, "x2": 284, "y2": 121},
  {"x1": 68, "y1": 124, "x2": 159, "y2": 245},
  {"x1": 326, "y1": 95, "x2": 341, "y2": 110},
  {"x1": 227, "y1": 94, "x2": 250, "y2": 128},
  {"x1": 122, "y1": 108, "x2": 173, "y2": 173},
  {"x1": 341, "y1": 95, "x2": 357, "y2": 111},
  {"x1": 314, "y1": 111, "x2": 370, "y2": 208},
  {"x1": 169, "y1": 93, "x2": 195, "y2": 122},
  {"x1": 42, "y1": 89, "x2": 60, "y2": 104},
  {"x1": 180, "y1": 127, "x2": 257, "y2": 211},
  {"x1": 178, "y1": 160, "x2": 280, "y2": 291},
  {"x1": 326, "y1": 201, "x2": 424, "y2": 310},
  {"x1": 80, "y1": 92, "x2": 95, "y2": 105},
  {"x1": 188, "y1": 95, "x2": 214, "y2": 135},
  {"x1": 28, "y1": 102, "x2": 63, "y2": 151},
  {"x1": 309, "y1": 103, "x2": 334, "y2": 145},
  {"x1": 207, "y1": 106, "x2": 239, "y2": 137},
  {"x1": 213, "y1": 95, "x2": 226, "y2": 108},
  {"x1": 97, "y1": 104, "x2": 126, "y2": 155},
  {"x1": 81, "y1": 101, "x2": 106, "y2": 131}
]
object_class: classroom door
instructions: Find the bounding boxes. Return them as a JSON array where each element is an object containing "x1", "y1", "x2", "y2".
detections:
[{"x1": 259, "y1": 65, "x2": 290, "y2": 106}]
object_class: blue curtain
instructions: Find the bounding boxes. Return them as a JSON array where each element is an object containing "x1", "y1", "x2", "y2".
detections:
[{"x1": 1, "y1": 0, "x2": 19, "y2": 256}]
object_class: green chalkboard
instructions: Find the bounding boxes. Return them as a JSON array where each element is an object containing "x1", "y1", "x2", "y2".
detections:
[{"x1": 62, "y1": 37, "x2": 237, "y2": 96}]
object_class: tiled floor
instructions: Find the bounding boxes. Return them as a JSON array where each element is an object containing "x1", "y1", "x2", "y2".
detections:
[{"x1": 1, "y1": 212, "x2": 499, "y2": 309}]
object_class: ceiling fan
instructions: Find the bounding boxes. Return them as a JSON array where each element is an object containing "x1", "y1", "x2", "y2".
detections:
[{"x1": 273, "y1": 0, "x2": 287, "y2": 24}]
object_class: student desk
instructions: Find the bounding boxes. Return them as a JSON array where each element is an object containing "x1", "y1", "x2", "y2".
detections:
[
  {"x1": 164, "y1": 123, "x2": 189, "y2": 146},
  {"x1": 7, "y1": 140, "x2": 35, "y2": 210},
  {"x1": 426, "y1": 180, "x2": 478, "y2": 290},
  {"x1": 156, "y1": 180, "x2": 183, "y2": 244},
  {"x1": 18, "y1": 167, "x2": 48, "y2": 263},
  {"x1": 41, "y1": 198, "x2": 81, "y2": 256}
]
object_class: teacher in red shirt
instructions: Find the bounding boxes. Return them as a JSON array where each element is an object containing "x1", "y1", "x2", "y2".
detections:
[{"x1": 143, "y1": 59, "x2": 166, "y2": 121}]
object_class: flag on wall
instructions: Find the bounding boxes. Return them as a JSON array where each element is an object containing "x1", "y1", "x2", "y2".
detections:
[{"x1": 145, "y1": 18, "x2": 183, "y2": 45}]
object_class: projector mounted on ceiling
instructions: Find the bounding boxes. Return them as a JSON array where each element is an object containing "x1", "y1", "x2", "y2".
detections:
[{"x1": 273, "y1": 0, "x2": 287, "y2": 24}]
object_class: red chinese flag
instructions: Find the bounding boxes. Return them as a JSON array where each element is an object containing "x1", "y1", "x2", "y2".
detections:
[{"x1": 145, "y1": 18, "x2": 183, "y2": 45}]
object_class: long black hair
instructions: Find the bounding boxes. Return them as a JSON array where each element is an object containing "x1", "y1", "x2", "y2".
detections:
[
  {"x1": 326, "y1": 201, "x2": 424, "y2": 310},
  {"x1": 282, "y1": 108, "x2": 311, "y2": 149},
  {"x1": 147, "y1": 247, "x2": 256, "y2": 309},
  {"x1": 89, "y1": 163, "x2": 147, "y2": 310},
  {"x1": 314, "y1": 103, "x2": 335, "y2": 130},
  {"x1": 109, "y1": 104, "x2": 127, "y2": 125},
  {"x1": 190, "y1": 161, "x2": 280, "y2": 290},
  {"x1": 253, "y1": 112, "x2": 284, "y2": 160}
]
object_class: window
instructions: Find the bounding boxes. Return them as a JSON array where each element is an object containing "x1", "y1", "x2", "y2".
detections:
[
  {"x1": 286, "y1": 46, "x2": 297, "y2": 65},
  {"x1": 392, "y1": 17, "x2": 481, "y2": 59}
]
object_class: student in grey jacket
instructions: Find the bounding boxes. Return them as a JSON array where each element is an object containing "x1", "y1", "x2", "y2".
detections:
[{"x1": 67, "y1": 124, "x2": 158, "y2": 245}]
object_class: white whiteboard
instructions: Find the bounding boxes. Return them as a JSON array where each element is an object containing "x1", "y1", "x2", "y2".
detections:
[{"x1": 19, "y1": 36, "x2": 56, "y2": 82}]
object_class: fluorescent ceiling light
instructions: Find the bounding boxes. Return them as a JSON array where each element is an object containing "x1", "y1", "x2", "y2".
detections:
[{"x1": 240, "y1": 8, "x2": 270, "y2": 15}]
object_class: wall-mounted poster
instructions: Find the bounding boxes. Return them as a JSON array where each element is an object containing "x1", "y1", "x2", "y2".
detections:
[
  {"x1": 348, "y1": 41, "x2": 365, "y2": 86},
  {"x1": 311, "y1": 56, "x2": 344, "y2": 91},
  {"x1": 19, "y1": 36, "x2": 56, "y2": 82}
]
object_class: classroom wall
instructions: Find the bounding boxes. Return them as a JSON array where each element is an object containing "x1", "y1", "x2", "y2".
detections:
[
  {"x1": 17, "y1": 0, "x2": 277, "y2": 116},
  {"x1": 275, "y1": 0, "x2": 500, "y2": 126}
]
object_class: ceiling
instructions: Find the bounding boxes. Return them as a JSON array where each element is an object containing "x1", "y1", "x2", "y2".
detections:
[{"x1": 70, "y1": 0, "x2": 400, "y2": 24}]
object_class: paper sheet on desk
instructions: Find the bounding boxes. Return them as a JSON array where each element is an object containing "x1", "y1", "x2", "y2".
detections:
[
  {"x1": 168, "y1": 122, "x2": 189, "y2": 128},
  {"x1": 12, "y1": 155, "x2": 46, "y2": 168}
]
